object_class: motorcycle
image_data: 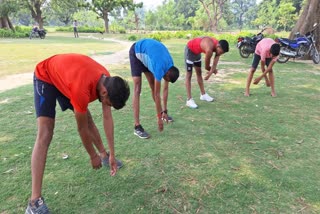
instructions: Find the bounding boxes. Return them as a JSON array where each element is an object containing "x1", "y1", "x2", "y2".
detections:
[
  {"x1": 276, "y1": 23, "x2": 319, "y2": 64},
  {"x1": 29, "y1": 29, "x2": 46, "y2": 39},
  {"x1": 237, "y1": 28, "x2": 266, "y2": 58}
]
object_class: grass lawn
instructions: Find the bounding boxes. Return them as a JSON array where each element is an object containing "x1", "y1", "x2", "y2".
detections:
[
  {"x1": 0, "y1": 34, "x2": 320, "y2": 213},
  {"x1": 0, "y1": 32, "x2": 125, "y2": 77}
]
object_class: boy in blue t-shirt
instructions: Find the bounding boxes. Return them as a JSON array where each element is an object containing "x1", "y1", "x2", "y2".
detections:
[{"x1": 129, "y1": 39, "x2": 179, "y2": 139}]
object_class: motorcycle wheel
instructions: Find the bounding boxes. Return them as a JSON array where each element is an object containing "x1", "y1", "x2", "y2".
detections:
[
  {"x1": 40, "y1": 34, "x2": 45, "y2": 39},
  {"x1": 239, "y1": 44, "x2": 251, "y2": 58},
  {"x1": 311, "y1": 48, "x2": 320, "y2": 64},
  {"x1": 277, "y1": 47, "x2": 290, "y2": 63}
]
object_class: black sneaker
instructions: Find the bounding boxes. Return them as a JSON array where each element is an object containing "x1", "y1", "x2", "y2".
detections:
[
  {"x1": 25, "y1": 197, "x2": 50, "y2": 214},
  {"x1": 134, "y1": 125, "x2": 150, "y2": 139}
]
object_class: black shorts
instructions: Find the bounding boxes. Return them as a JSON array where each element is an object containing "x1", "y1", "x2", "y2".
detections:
[
  {"x1": 129, "y1": 43, "x2": 151, "y2": 77},
  {"x1": 184, "y1": 46, "x2": 201, "y2": 72},
  {"x1": 251, "y1": 54, "x2": 272, "y2": 69},
  {"x1": 34, "y1": 75, "x2": 73, "y2": 118}
]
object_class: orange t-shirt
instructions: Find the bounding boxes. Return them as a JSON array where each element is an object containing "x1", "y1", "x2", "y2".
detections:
[
  {"x1": 35, "y1": 53, "x2": 110, "y2": 113},
  {"x1": 187, "y1": 37, "x2": 219, "y2": 54}
]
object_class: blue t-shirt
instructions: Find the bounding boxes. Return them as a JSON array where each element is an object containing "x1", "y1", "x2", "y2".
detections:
[{"x1": 135, "y1": 39, "x2": 174, "y2": 81}]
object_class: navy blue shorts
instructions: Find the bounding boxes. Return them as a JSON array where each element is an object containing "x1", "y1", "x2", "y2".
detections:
[
  {"x1": 251, "y1": 54, "x2": 272, "y2": 69},
  {"x1": 129, "y1": 43, "x2": 151, "y2": 77},
  {"x1": 34, "y1": 75, "x2": 73, "y2": 118}
]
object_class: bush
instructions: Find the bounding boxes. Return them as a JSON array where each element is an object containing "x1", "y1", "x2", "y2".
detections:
[
  {"x1": 128, "y1": 35, "x2": 137, "y2": 41},
  {"x1": 0, "y1": 28, "x2": 29, "y2": 38},
  {"x1": 56, "y1": 26, "x2": 104, "y2": 33}
]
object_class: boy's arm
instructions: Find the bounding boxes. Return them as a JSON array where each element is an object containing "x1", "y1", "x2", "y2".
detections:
[
  {"x1": 74, "y1": 111, "x2": 101, "y2": 169},
  {"x1": 204, "y1": 54, "x2": 220, "y2": 80},
  {"x1": 154, "y1": 79, "x2": 164, "y2": 131},
  {"x1": 253, "y1": 61, "x2": 276, "y2": 84},
  {"x1": 102, "y1": 104, "x2": 117, "y2": 176},
  {"x1": 204, "y1": 51, "x2": 213, "y2": 71},
  {"x1": 161, "y1": 80, "x2": 169, "y2": 122}
]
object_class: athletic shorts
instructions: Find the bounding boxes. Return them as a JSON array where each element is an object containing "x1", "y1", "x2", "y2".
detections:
[
  {"x1": 129, "y1": 43, "x2": 151, "y2": 77},
  {"x1": 184, "y1": 46, "x2": 201, "y2": 72},
  {"x1": 251, "y1": 54, "x2": 272, "y2": 69},
  {"x1": 34, "y1": 75, "x2": 73, "y2": 118}
]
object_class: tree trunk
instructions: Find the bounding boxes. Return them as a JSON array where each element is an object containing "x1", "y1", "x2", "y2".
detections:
[
  {"x1": 103, "y1": 10, "x2": 109, "y2": 33},
  {"x1": 0, "y1": 16, "x2": 14, "y2": 31},
  {"x1": 199, "y1": 0, "x2": 215, "y2": 32},
  {"x1": 27, "y1": 0, "x2": 45, "y2": 29},
  {"x1": 199, "y1": 0, "x2": 227, "y2": 32},
  {"x1": 290, "y1": 0, "x2": 320, "y2": 52}
]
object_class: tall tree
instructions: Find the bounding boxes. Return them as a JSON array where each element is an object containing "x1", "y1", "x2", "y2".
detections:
[
  {"x1": 277, "y1": 1, "x2": 298, "y2": 31},
  {"x1": 198, "y1": 0, "x2": 228, "y2": 32},
  {"x1": 290, "y1": 0, "x2": 320, "y2": 50},
  {"x1": 50, "y1": 0, "x2": 84, "y2": 26},
  {"x1": 175, "y1": 0, "x2": 199, "y2": 29},
  {"x1": 231, "y1": 0, "x2": 256, "y2": 30},
  {"x1": 22, "y1": 0, "x2": 48, "y2": 29},
  {"x1": 86, "y1": 0, "x2": 142, "y2": 33},
  {"x1": 0, "y1": 0, "x2": 18, "y2": 30}
]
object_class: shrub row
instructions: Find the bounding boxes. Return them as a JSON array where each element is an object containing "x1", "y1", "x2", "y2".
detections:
[
  {"x1": 56, "y1": 26, "x2": 105, "y2": 33},
  {"x1": 0, "y1": 26, "x2": 32, "y2": 38},
  {"x1": 141, "y1": 30, "x2": 279, "y2": 44}
]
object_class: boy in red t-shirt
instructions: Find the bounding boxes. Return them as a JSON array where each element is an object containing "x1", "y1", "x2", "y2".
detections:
[
  {"x1": 25, "y1": 54, "x2": 130, "y2": 214},
  {"x1": 184, "y1": 37, "x2": 229, "y2": 109}
]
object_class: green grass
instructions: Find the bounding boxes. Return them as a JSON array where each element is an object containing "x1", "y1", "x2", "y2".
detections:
[
  {"x1": 1, "y1": 34, "x2": 320, "y2": 213},
  {"x1": 0, "y1": 32, "x2": 124, "y2": 77}
]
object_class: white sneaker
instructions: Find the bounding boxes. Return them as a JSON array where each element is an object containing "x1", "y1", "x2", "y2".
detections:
[
  {"x1": 186, "y1": 98, "x2": 198, "y2": 109},
  {"x1": 200, "y1": 93, "x2": 214, "y2": 102}
]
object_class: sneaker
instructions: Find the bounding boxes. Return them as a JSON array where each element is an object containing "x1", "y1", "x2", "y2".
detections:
[
  {"x1": 101, "y1": 154, "x2": 123, "y2": 169},
  {"x1": 25, "y1": 197, "x2": 50, "y2": 214},
  {"x1": 200, "y1": 93, "x2": 214, "y2": 102},
  {"x1": 134, "y1": 125, "x2": 150, "y2": 139},
  {"x1": 186, "y1": 98, "x2": 198, "y2": 109}
]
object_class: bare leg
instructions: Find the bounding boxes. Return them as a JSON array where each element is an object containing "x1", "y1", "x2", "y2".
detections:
[
  {"x1": 263, "y1": 70, "x2": 270, "y2": 87},
  {"x1": 195, "y1": 66, "x2": 206, "y2": 95},
  {"x1": 144, "y1": 72, "x2": 155, "y2": 101},
  {"x1": 245, "y1": 67, "x2": 256, "y2": 96},
  {"x1": 268, "y1": 70, "x2": 276, "y2": 97},
  {"x1": 31, "y1": 117, "x2": 55, "y2": 201},
  {"x1": 133, "y1": 77, "x2": 142, "y2": 126},
  {"x1": 185, "y1": 71, "x2": 193, "y2": 100}
]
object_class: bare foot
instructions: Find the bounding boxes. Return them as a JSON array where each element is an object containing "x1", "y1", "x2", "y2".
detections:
[
  {"x1": 244, "y1": 92, "x2": 250, "y2": 97},
  {"x1": 271, "y1": 93, "x2": 277, "y2": 97}
]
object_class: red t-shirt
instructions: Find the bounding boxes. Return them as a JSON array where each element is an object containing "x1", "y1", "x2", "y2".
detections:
[
  {"x1": 187, "y1": 37, "x2": 219, "y2": 54},
  {"x1": 35, "y1": 53, "x2": 110, "y2": 113}
]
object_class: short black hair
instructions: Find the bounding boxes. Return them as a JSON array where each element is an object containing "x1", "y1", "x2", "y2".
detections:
[
  {"x1": 270, "y1": 43, "x2": 280, "y2": 56},
  {"x1": 219, "y1": 40, "x2": 229, "y2": 53},
  {"x1": 103, "y1": 76, "x2": 130, "y2": 110},
  {"x1": 167, "y1": 66, "x2": 180, "y2": 83}
]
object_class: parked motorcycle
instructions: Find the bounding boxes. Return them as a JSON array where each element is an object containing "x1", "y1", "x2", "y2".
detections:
[
  {"x1": 29, "y1": 29, "x2": 46, "y2": 39},
  {"x1": 276, "y1": 23, "x2": 319, "y2": 64},
  {"x1": 237, "y1": 28, "x2": 266, "y2": 58}
]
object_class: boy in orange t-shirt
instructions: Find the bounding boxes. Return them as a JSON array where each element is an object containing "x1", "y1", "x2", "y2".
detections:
[{"x1": 25, "y1": 54, "x2": 130, "y2": 214}]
